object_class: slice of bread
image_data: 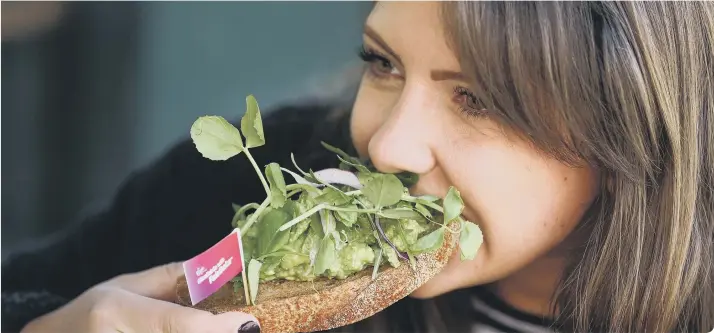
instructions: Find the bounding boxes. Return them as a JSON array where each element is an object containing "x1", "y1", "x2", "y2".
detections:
[{"x1": 175, "y1": 222, "x2": 458, "y2": 333}]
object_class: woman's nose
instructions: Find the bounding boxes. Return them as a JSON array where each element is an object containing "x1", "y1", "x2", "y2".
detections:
[{"x1": 367, "y1": 82, "x2": 436, "y2": 175}]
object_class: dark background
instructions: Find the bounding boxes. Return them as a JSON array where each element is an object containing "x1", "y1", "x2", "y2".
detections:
[{"x1": 2, "y1": 2, "x2": 371, "y2": 254}]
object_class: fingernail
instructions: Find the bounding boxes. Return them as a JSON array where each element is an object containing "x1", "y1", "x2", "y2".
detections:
[{"x1": 237, "y1": 320, "x2": 260, "y2": 333}]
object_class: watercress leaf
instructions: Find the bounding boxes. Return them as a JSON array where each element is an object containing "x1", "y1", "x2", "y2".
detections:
[
  {"x1": 443, "y1": 187, "x2": 464, "y2": 223},
  {"x1": 315, "y1": 187, "x2": 351, "y2": 206},
  {"x1": 258, "y1": 250, "x2": 306, "y2": 261},
  {"x1": 336, "y1": 155, "x2": 371, "y2": 173},
  {"x1": 357, "y1": 172, "x2": 375, "y2": 187},
  {"x1": 290, "y1": 153, "x2": 311, "y2": 177},
  {"x1": 332, "y1": 229, "x2": 346, "y2": 251},
  {"x1": 235, "y1": 203, "x2": 260, "y2": 229},
  {"x1": 232, "y1": 203, "x2": 242, "y2": 213},
  {"x1": 314, "y1": 236, "x2": 337, "y2": 275},
  {"x1": 414, "y1": 203, "x2": 433, "y2": 220},
  {"x1": 241, "y1": 95, "x2": 265, "y2": 148},
  {"x1": 334, "y1": 205, "x2": 359, "y2": 227},
  {"x1": 417, "y1": 195, "x2": 440, "y2": 203},
  {"x1": 310, "y1": 210, "x2": 325, "y2": 239},
  {"x1": 372, "y1": 248, "x2": 382, "y2": 280},
  {"x1": 362, "y1": 174, "x2": 404, "y2": 208},
  {"x1": 257, "y1": 208, "x2": 291, "y2": 256},
  {"x1": 269, "y1": 203, "x2": 298, "y2": 253},
  {"x1": 265, "y1": 163, "x2": 287, "y2": 208},
  {"x1": 190, "y1": 116, "x2": 243, "y2": 161},
  {"x1": 379, "y1": 208, "x2": 423, "y2": 220},
  {"x1": 320, "y1": 210, "x2": 337, "y2": 235},
  {"x1": 338, "y1": 161, "x2": 351, "y2": 172},
  {"x1": 320, "y1": 141, "x2": 362, "y2": 164},
  {"x1": 247, "y1": 259, "x2": 262, "y2": 304},
  {"x1": 459, "y1": 222, "x2": 483, "y2": 261},
  {"x1": 411, "y1": 227, "x2": 445, "y2": 254},
  {"x1": 305, "y1": 169, "x2": 321, "y2": 184},
  {"x1": 268, "y1": 224, "x2": 291, "y2": 254},
  {"x1": 231, "y1": 204, "x2": 243, "y2": 228},
  {"x1": 288, "y1": 218, "x2": 310, "y2": 243},
  {"x1": 281, "y1": 167, "x2": 321, "y2": 188},
  {"x1": 288, "y1": 200, "x2": 312, "y2": 242}
]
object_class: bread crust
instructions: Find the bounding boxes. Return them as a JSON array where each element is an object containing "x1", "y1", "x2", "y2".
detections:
[{"x1": 175, "y1": 224, "x2": 458, "y2": 333}]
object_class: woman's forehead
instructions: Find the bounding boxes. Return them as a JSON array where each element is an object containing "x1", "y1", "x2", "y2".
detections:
[{"x1": 365, "y1": 2, "x2": 464, "y2": 79}]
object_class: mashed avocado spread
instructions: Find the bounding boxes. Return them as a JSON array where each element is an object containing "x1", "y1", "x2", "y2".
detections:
[{"x1": 236, "y1": 193, "x2": 434, "y2": 282}]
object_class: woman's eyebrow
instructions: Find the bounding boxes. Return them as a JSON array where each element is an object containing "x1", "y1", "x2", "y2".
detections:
[
  {"x1": 364, "y1": 24, "x2": 467, "y2": 83},
  {"x1": 430, "y1": 70, "x2": 467, "y2": 82},
  {"x1": 364, "y1": 24, "x2": 402, "y2": 64}
]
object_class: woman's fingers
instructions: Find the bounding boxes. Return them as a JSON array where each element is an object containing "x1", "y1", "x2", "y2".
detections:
[
  {"x1": 21, "y1": 262, "x2": 260, "y2": 333},
  {"x1": 96, "y1": 288, "x2": 260, "y2": 333},
  {"x1": 108, "y1": 261, "x2": 186, "y2": 301},
  {"x1": 108, "y1": 263, "x2": 261, "y2": 333}
]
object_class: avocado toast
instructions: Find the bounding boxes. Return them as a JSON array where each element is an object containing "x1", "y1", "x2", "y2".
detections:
[{"x1": 175, "y1": 95, "x2": 483, "y2": 333}]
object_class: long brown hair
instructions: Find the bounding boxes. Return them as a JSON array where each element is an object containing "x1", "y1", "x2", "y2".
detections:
[{"x1": 441, "y1": 2, "x2": 713, "y2": 332}]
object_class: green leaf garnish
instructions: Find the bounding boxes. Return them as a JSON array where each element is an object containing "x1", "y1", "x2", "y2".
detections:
[
  {"x1": 379, "y1": 208, "x2": 424, "y2": 220},
  {"x1": 411, "y1": 227, "x2": 445, "y2": 254},
  {"x1": 443, "y1": 187, "x2": 464, "y2": 223},
  {"x1": 256, "y1": 207, "x2": 291, "y2": 256},
  {"x1": 313, "y1": 187, "x2": 350, "y2": 206},
  {"x1": 265, "y1": 163, "x2": 287, "y2": 208},
  {"x1": 320, "y1": 141, "x2": 362, "y2": 166},
  {"x1": 336, "y1": 155, "x2": 371, "y2": 173},
  {"x1": 190, "y1": 116, "x2": 244, "y2": 161},
  {"x1": 459, "y1": 221, "x2": 483, "y2": 260},
  {"x1": 361, "y1": 174, "x2": 404, "y2": 208},
  {"x1": 417, "y1": 195, "x2": 440, "y2": 203},
  {"x1": 241, "y1": 95, "x2": 265, "y2": 148},
  {"x1": 310, "y1": 210, "x2": 325, "y2": 239},
  {"x1": 372, "y1": 248, "x2": 383, "y2": 280},
  {"x1": 314, "y1": 236, "x2": 337, "y2": 275},
  {"x1": 247, "y1": 259, "x2": 262, "y2": 304},
  {"x1": 413, "y1": 203, "x2": 433, "y2": 220},
  {"x1": 334, "y1": 205, "x2": 359, "y2": 227}
]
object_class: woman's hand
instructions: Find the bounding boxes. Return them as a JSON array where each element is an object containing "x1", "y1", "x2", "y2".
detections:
[{"x1": 20, "y1": 262, "x2": 260, "y2": 333}]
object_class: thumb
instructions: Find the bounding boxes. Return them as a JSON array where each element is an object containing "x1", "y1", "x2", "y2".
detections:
[
  {"x1": 118, "y1": 292, "x2": 261, "y2": 333},
  {"x1": 153, "y1": 304, "x2": 261, "y2": 333},
  {"x1": 111, "y1": 261, "x2": 186, "y2": 300}
]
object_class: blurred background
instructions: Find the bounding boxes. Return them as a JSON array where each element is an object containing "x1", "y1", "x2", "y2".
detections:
[{"x1": 2, "y1": 2, "x2": 372, "y2": 254}]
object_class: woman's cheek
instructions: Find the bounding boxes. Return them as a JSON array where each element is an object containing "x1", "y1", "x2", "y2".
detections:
[{"x1": 416, "y1": 143, "x2": 598, "y2": 294}]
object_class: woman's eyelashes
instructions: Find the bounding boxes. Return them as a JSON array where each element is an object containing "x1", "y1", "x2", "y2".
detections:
[
  {"x1": 453, "y1": 86, "x2": 488, "y2": 118},
  {"x1": 358, "y1": 45, "x2": 402, "y2": 80},
  {"x1": 357, "y1": 45, "x2": 488, "y2": 119}
]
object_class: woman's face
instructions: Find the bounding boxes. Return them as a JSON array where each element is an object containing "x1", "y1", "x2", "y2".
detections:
[{"x1": 350, "y1": 2, "x2": 600, "y2": 298}]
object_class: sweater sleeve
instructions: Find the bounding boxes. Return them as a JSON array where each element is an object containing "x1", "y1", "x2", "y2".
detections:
[{"x1": 1, "y1": 103, "x2": 353, "y2": 332}]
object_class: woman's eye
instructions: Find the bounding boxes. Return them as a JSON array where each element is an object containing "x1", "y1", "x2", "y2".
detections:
[
  {"x1": 453, "y1": 86, "x2": 488, "y2": 118},
  {"x1": 358, "y1": 46, "x2": 402, "y2": 79}
]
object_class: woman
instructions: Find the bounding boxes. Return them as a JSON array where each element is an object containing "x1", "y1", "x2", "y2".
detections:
[{"x1": 4, "y1": 2, "x2": 712, "y2": 332}]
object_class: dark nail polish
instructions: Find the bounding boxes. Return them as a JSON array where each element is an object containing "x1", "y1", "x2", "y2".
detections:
[{"x1": 238, "y1": 320, "x2": 260, "y2": 333}]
